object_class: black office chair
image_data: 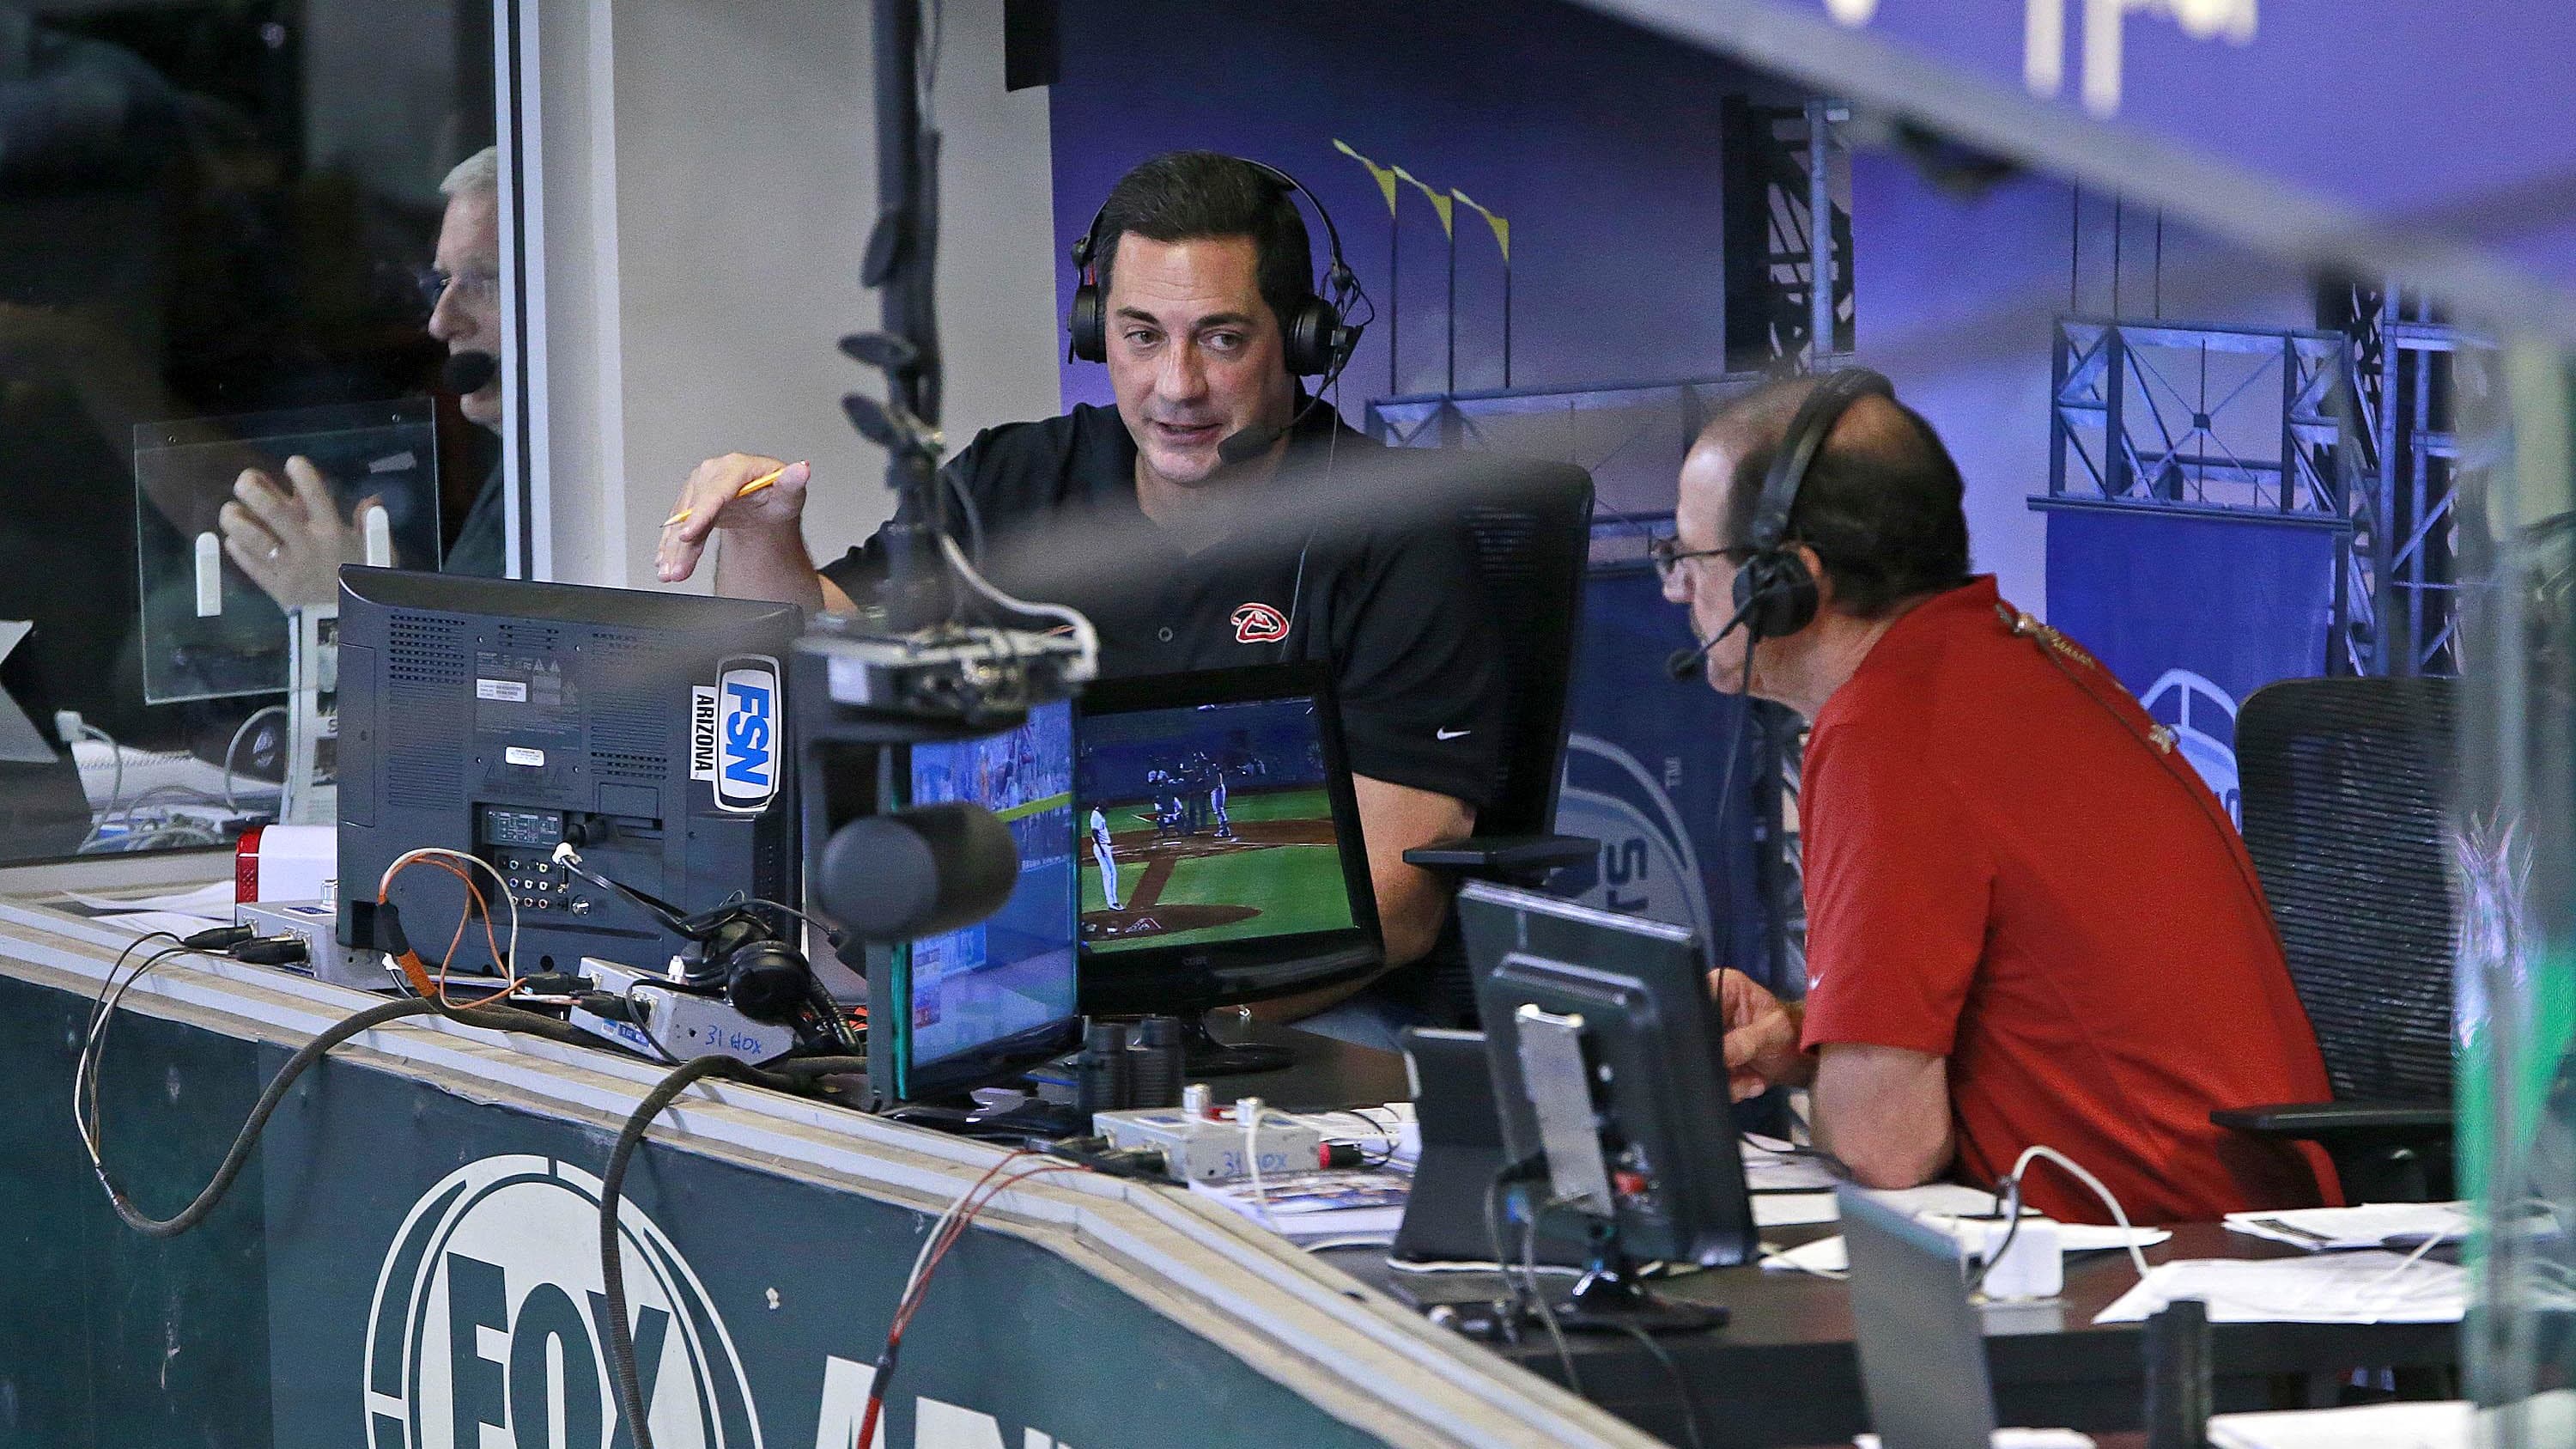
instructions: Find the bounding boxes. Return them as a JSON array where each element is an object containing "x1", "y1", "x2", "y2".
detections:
[
  {"x1": 2211, "y1": 676, "x2": 2458, "y2": 1202},
  {"x1": 1400, "y1": 456, "x2": 1598, "y2": 877},
  {"x1": 1394, "y1": 457, "x2": 1600, "y2": 1023}
]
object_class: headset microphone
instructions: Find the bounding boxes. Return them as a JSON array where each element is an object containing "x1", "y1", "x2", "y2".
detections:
[
  {"x1": 440, "y1": 350, "x2": 499, "y2": 394},
  {"x1": 1666, "y1": 593, "x2": 1766, "y2": 682},
  {"x1": 1665, "y1": 639, "x2": 1716, "y2": 683},
  {"x1": 1213, "y1": 383, "x2": 1339, "y2": 469},
  {"x1": 1216, "y1": 421, "x2": 1285, "y2": 467}
]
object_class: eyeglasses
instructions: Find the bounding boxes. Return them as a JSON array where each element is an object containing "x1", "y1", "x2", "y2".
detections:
[
  {"x1": 1648, "y1": 536, "x2": 1752, "y2": 581},
  {"x1": 414, "y1": 266, "x2": 501, "y2": 312}
]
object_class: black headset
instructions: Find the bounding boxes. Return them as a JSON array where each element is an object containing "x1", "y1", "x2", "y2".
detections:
[
  {"x1": 1731, "y1": 367, "x2": 1898, "y2": 641},
  {"x1": 1066, "y1": 157, "x2": 1360, "y2": 378}
]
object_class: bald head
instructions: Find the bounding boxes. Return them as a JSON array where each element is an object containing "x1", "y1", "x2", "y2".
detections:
[{"x1": 1680, "y1": 374, "x2": 1972, "y2": 618}]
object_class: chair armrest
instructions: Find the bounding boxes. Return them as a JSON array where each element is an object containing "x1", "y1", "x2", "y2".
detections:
[
  {"x1": 1403, "y1": 833, "x2": 1598, "y2": 875},
  {"x1": 2210, "y1": 1100, "x2": 2453, "y2": 1140}
]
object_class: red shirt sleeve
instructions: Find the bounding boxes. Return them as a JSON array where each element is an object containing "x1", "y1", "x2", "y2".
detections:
[{"x1": 1797, "y1": 714, "x2": 1995, "y2": 1058}]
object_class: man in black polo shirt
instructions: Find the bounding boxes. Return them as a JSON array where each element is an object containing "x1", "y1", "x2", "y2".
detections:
[{"x1": 653, "y1": 151, "x2": 1504, "y2": 1032}]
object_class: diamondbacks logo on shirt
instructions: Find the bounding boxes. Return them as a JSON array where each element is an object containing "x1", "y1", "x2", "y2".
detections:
[
  {"x1": 1230, "y1": 602, "x2": 1289, "y2": 644},
  {"x1": 363, "y1": 1155, "x2": 762, "y2": 1448}
]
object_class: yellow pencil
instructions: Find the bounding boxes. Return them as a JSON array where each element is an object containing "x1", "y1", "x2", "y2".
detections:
[{"x1": 663, "y1": 464, "x2": 792, "y2": 527}]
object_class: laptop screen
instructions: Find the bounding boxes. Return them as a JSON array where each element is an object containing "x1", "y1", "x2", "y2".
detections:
[{"x1": 1838, "y1": 1185, "x2": 2004, "y2": 1448}]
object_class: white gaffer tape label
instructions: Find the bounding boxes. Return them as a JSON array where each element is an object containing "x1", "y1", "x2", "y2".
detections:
[{"x1": 689, "y1": 685, "x2": 719, "y2": 782}]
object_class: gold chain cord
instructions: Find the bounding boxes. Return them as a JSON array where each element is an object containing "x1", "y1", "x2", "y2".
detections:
[{"x1": 1995, "y1": 600, "x2": 2178, "y2": 755}]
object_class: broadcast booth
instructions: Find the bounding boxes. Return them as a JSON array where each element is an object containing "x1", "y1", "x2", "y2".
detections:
[{"x1": 3, "y1": 1, "x2": 2571, "y2": 1446}]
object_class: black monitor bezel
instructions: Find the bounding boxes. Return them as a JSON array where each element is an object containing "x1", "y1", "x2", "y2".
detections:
[
  {"x1": 1072, "y1": 663, "x2": 1383, "y2": 1017},
  {"x1": 876, "y1": 700, "x2": 1085, "y2": 1103},
  {"x1": 1461, "y1": 881, "x2": 1757, "y2": 1269}
]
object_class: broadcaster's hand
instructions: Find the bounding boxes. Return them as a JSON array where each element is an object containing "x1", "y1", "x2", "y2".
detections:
[
  {"x1": 1711, "y1": 968, "x2": 1811, "y2": 1100},
  {"x1": 218, "y1": 456, "x2": 382, "y2": 609},
  {"x1": 656, "y1": 453, "x2": 811, "y2": 584}
]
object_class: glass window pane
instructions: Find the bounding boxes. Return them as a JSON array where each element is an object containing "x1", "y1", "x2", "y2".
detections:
[{"x1": 0, "y1": 1, "x2": 499, "y2": 861}]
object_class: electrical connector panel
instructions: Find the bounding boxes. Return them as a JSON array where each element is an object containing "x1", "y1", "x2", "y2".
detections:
[{"x1": 1092, "y1": 1105, "x2": 1321, "y2": 1184}]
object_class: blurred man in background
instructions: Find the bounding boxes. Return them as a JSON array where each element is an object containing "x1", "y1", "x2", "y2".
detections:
[{"x1": 218, "y1": 146, "x2": 509, "y2": 603}]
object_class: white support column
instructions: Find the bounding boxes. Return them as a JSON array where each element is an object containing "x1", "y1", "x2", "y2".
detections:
[{"x1": 515, "y1": 0, "x2": 1060, "y2": 591}]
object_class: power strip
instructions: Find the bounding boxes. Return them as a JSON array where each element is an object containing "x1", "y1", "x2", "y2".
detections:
[{"x1": 1093, "y1": 1105, "x2": 1321, "y2": 1184}]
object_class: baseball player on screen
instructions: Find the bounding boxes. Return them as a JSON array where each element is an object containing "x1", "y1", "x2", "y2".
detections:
[
  {"x1": 1209, "y1": 763, "x2": 1233, "y2": 840},
  {"x1": 1090, "y1": 806, "x2": 1123, "y2": 910}
]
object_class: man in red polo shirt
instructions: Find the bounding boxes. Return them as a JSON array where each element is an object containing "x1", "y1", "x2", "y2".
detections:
[{"x1": 1662, "y1": 375, "x2": 2336, "y2": 1224}]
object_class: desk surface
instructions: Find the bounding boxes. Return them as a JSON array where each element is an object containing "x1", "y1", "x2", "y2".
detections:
[
  {"x1": 1297, "y1": 1042, "x2": 2458, "y2": 1449},
  {"x1": 1205, "y1": 1015, "x2": 1414, "y2": 1109}
]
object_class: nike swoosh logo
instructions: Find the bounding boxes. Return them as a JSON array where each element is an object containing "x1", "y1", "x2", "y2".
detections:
[{"x1": 1436, "y1": 728, "x2": 1472, "y2": 740}]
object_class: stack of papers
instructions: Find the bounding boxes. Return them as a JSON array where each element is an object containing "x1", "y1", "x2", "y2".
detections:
[
  {"x1": 2204, "y1": 1400, "x2": 2468, "y2": 1449},
  {"x1": 66, "y1": 882, "x2": 239, "y2": 939},
  {"x1": 1743, "y1": 1132, "x2": 1845, "y2": 1192},
  {"x1": 1191, "y1": 1169, "x2": 1411, "y2": 1245},
  {"x1": 2093, "y1": 1251, "x2": 2466, "y2": 1324},
  {"x1": 1855, "y1": 1422, "x2": 2092, "y2": 1433},
  {"x1": 2207, "y1": 1393, "x2": 2576, "y2": 1449},
  {"x1": 1763, "y1": 1211, "x2": 2167, "y2": 1276},
  {"x1": 2226, "y1": 1202, "x2": 2472, "y2": 1251},
  {"x1": 1756, "y1": 1180, "x2": 2008, "y2": 1232}
]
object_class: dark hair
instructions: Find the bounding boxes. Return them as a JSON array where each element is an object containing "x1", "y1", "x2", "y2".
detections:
[
  {"x1": 1719, "y1": 387, "x2": 1974, "y2": 618},
  {"x1": 1094, "y1": 150, "x2": 1314, "y2": 336}
]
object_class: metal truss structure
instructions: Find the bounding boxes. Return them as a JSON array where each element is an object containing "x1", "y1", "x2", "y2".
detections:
[
  {"x1": 2331, "y1": 283, "x2": 2473, "y2": 677},
  {"x1": 2043, "y1": 316, "x2": 2378, "y2": 674},
  {"x1": 1721, "y1": 95, "x2": 1854, "y2": 372},
  {"x1": 2043, "y1": 309, "x2": 2473, "y2": 679},
  {"x1": 1364, "y1": 375, "x2": 1762, "y2": 527}
]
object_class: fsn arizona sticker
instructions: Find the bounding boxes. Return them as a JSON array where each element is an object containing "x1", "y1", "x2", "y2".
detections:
[
  {"x1": 364, "y1": 1155, "x2": 763, "y2": 1448},
  {"x1": 690, "y1": 654, "x2": 782, "y2": 813}
]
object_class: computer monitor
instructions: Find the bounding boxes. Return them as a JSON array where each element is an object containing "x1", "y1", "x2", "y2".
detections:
[
  {"x1": 1072, "y1": 665, "x2": 1379, "y2": 1070},
  {"x1": 336, "y1": 567, "x2": 802, "y2": 977},
  {"x1": 1461, "y1": 880, "x2": 1757, "y2": 1282},
  {"x1": 869, "y1": 700, "x2": 1084, "y2": 1104}
]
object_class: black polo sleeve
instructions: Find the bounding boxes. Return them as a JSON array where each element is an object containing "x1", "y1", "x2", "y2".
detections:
[{"x1": 1327, "y1": 521, "x2": 1509, "y2": 814}]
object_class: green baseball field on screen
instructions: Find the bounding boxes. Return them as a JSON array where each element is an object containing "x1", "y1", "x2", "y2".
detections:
[{"x1": 1081, "y1": 788, "x2": 1357, "y2": 953}]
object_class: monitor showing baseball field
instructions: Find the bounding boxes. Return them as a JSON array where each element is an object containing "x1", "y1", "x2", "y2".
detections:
[
  {"x1": 1078, "y1": 696, "x2": 1354, "y2": 951},
  {"x1": 1072, "y1": 666, "x2": 1381, "y2": 1016}
]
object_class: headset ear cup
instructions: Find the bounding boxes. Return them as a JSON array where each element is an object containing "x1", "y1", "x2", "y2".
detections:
[
  {"x1": 1283, "y1": 296, "x2": 1340, "y2": 376},
  {"x1": 1068, "y1": 283, "x2": 1105, "y2": 364},
  {"x1": 1734, "y1": 549, "x2": 1822, "y2": 640},
  {"x1": 1765, "y1": 555, "x2": 1821, "y2": 636}
]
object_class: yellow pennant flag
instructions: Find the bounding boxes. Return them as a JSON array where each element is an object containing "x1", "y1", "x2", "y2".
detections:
[
  {"x1": 1391, "y1": 165, "x2": 1454, "y2": 237},
  {"x1": 1451, "y1": 189, "x2": 1510, "y2": 262},
  {"x1": 1332, "y1": 139, "x2": 1400, "y2": 217}
]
